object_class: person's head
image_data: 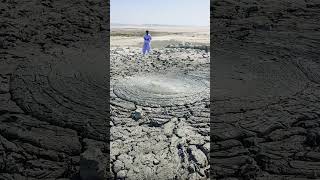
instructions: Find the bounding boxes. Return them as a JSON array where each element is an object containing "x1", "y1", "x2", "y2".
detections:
[{"x1": 146, "y1": 30, "x2": 149, "y2": 34}]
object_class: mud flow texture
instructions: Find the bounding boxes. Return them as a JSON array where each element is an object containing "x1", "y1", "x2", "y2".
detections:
[{"x1": 113, "y1": 72, "x2": 209, "y2": 107}]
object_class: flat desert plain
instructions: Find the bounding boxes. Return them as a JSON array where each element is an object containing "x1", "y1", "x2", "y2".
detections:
[{"x1": 111, "y1": 25, "x2": 209, "y2": 48}]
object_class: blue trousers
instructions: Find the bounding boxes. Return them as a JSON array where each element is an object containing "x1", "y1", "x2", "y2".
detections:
[{"x1": 142, "y1": 42, "x2": 151, "y2": 55}]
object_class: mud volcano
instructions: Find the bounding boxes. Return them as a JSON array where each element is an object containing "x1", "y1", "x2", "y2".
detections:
[
  {"x1": 110, "y1": 47, "x2": 210, "y2": 179},
  {"x1": 9, "y1": 48, "x2": 108, "y2": 141},
  {"x1": 113, "y1": 72, "x2": 209, "y2": 107},
  {"x1": 0, "y1": 0, "x2": 111, "y2": 179}
]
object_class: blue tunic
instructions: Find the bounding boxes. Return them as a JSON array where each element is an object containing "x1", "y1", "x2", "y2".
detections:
[{"x1": 142, "y1": 34, "x2": 152, "y2": 55}]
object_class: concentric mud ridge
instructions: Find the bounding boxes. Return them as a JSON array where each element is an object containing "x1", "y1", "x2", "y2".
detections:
[
  {"x1": 113, "y1": 72, "x2": 209, "y2": 107},
  {"x1": 110, "y1": 47, "x2": 210, "y2": 179},
  {"x1": 0, "y1": 0, "x2": 109, "y2": 179},
  {"x1": 5, "y1": 46, "x2": 110, "y2": 179},
  {"x1": 10, "y1": 60, "x2": 108, "y2": 141},
  {"x1": 211, "y1": 0, "x2": 320, "y2": 179}
]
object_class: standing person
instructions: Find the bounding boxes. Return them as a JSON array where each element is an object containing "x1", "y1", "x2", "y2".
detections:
[{"x1": 142, "y1": 30, "x2": 152, "y2": 55}]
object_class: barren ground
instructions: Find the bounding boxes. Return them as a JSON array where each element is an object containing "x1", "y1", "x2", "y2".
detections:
[
  {"x1": 211, "y1": 0, "x2": 320, "y2": 179},
  {"x1": 110, "y1": 26, "x2": 210, "y2": 179},
  {"x1": 111, "y1": 25, "x2": 210, "y2": 48}
]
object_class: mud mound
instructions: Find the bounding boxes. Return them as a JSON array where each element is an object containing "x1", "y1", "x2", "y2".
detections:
[
  {"x1": 110, "y1": 47, "x2": 210, "y2": 179},
  {"x1": 0, "y1": 0, "x2": 109, "y2": 179},
  {"x1": 211, "y1": 0, "x2": 320, "y2": 179},
  {"x1": 10, "y1": 51, "x2": 108, "y2": 141},
  {"x1": 113, "y1": 72, "x2": 209, "y2": 107}
]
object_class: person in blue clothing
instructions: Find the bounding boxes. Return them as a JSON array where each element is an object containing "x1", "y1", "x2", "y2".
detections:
[{"x1": 142, "y1": 30, "x2": 152, "y2": 55}]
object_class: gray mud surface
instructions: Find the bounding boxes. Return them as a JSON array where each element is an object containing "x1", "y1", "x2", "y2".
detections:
[
  {"x1": 110, "y1": 47, "x2": 210, "y2": 179},
  {"x1": 211, "y1": 0, "x2": 320, "y2": 179},
  {"x1": 1, "y1": 1, "x2": 109, "y2": 179}
]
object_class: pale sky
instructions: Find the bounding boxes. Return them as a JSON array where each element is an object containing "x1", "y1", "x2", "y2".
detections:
[{"x1": 110, "y1": 0, "x2": 210, "y2": 26}]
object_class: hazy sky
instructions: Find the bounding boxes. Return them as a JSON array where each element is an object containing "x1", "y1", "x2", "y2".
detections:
[{"x1": 111, "y1": 0, "x2": 209, "y2": 26}]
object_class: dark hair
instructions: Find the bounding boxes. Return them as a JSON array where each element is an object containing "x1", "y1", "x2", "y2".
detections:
[{"x1": 146, "y1": 30, "x2": 149, "y2": 34}]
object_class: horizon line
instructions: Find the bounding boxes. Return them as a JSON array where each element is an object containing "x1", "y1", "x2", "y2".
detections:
[{"x1": 110, "y1": 23, "x2": 209, "y2": 27}]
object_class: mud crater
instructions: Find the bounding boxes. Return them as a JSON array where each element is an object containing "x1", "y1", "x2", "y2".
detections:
[{"x1": 113, "y1": 72, "x2": 209, "y2": 107}]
